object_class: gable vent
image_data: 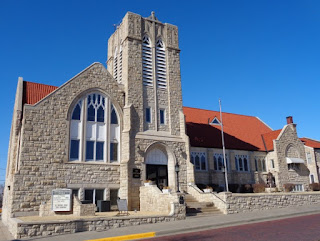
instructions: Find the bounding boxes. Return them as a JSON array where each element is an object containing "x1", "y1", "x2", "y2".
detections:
[
  {"x1": 156, "y1": 39, "x2": 166, "y2": 88},
  {"x1": 142, "y1": 36, "x2": 153, "y2": 87}
]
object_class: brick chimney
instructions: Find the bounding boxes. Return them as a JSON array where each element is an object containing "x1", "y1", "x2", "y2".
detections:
[{"x1": 286, "y1": 116, "x2": 293, "y2": 124}]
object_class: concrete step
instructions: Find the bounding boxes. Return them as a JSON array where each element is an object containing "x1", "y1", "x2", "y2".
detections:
[{"x1": 184, "y1": 194, "x2": 223, "y2": 217}]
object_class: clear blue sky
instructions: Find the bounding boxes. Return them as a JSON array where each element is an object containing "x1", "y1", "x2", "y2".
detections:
[{"x1": 1, "y1": 1, "x2": 320, "y2": 184}]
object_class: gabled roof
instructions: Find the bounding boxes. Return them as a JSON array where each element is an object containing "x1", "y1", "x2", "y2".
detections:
[
  {"x1": 23, "y1": 81, "x2": 58, "y2": 105},
  {"x1": 300, "y1": 138, "x2": 320, "y2": 149},
  {"x1": 261, "y1": 129, "x2": 282, "y2": 151},
  {"x1": 183, "y1": 107, "x2": 273, "y2": 151}
]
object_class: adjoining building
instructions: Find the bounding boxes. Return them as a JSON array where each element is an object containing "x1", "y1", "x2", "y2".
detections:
[{"x1": 3, "y1": 11, "x2": 320, "y2": 224}]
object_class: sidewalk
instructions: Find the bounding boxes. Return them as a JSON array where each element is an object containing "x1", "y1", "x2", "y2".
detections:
[{"x1": 2, "y1": 204, "x2": 320, "y2": 241}]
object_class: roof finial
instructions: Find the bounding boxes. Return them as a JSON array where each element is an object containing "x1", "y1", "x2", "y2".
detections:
[{"x1": 148, "y1": 11, "x2": 158, "y2": 21}]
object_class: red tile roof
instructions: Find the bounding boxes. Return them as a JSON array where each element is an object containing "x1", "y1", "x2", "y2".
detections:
[
  {"x1": 300, "y1": 138, "x2": 320, "y2": 149},
  {"x1": 23, "y1": 81, "x2": 58, "y2": 105},
  {"x1": 183, "y1": 107, "x2": 273, "y2": 151},
  {"x1": 22, "y1": 84, "x2": 318, "y2": 152},
  {"x1": 261, "y1": 129, "x2": 282, "y2": 151}
]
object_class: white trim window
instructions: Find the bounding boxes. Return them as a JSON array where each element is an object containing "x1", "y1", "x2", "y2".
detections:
[
  {"x1": 270, "y1": 159, "x2": 275, "y2": 169},
  {"x1": 156, "y1": 39, "x2": 166, "y2": 88},
  {"x1": 254, "y1": 157, "x2": 266, "y2": 172},
  {"x1": 293, "y1": 184, "x2": 304, "y2": 192},
  {"x1": 235, "y1": 155, "x2": 250, "y2": 172},
  {"x1": 159, "y1": 109, "x2": 165, "y2": 125},
  {"x1": 310, "y1": 174, "x2": 315, "y2": 184},
  {"x1": 306, "y1": 152, "x2": 312, "y2": 164},
  {"x1": 145, "y1": 107, "x2": 151, "y2": 123},
  {"x1": 84, "y1": 188, "x2": 105, "y2": 205},
  {"x1": 69, "y1": 93, "x2": 120, "y2": 163},
  {"x1": 142, "y1": 35, "x2": 153, "y2": 87},
  {"x1": 213, "y1": 153, "x2": 229, "y2": 172},
  {"x1": 191, "y1": 152, "x2": 207, "y2": 171}
]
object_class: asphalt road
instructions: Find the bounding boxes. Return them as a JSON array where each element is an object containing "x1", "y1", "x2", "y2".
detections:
[{"x1": 144, "y1": 213, "x2": 320, "y2": 241}]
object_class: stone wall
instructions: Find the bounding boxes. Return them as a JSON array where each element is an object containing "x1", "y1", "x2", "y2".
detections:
[
  {"x1": 226, "y1": 192, "x2": 320, "y2": 214},
  {"x1": 140, "y1": 185, "x2": 184, "y2": 214},
  {"x1": 6, "y1": 63, "x2": 124, "y2": 217},
  {"x1": 187, "y1": 184, "x2": 320, "y2": 215},
  {"x1": 10, "y1": 214, "x2": 179, "y2": 239},
  {"x1": 187, "y1": 184, "x2": 228, "y2": 214},
  {"x1": 39, "y1": 196, "x2": 95, "y2": 217}
]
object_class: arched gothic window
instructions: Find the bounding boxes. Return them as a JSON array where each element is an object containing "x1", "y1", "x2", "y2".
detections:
[
  {"x1": 69, "y1": 93, "x2": 120, "y2": 163},
  {"x1": 156, "y1": 39, "x2": 166, "y2": 88},
  {"x1": 142, "y1": 35, "x2": 153, "y2": 86}
]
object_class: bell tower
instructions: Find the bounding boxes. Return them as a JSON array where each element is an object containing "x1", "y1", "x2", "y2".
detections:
[{"x1": 107, "y1": 12, "x2": 191, "y2": 210}]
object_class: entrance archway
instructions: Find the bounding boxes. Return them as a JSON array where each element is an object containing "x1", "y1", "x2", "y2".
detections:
[{"x1": 145, "y1": 148, "x2": 168, "y2": 189}]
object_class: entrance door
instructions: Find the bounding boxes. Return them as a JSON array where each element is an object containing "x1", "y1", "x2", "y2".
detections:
[{"x1": 146, "y1": 164, "x2": 168, "y2": 190}]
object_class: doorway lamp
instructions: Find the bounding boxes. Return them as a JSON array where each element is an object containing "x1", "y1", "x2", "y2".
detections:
[{"x1": 175, "y1": 162, "x2": 180, "y2": 193}]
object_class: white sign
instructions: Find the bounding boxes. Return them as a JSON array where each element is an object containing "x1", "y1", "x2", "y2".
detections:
[{"x1": 52, "y1": 189, "x2": 72, "y2": 211}]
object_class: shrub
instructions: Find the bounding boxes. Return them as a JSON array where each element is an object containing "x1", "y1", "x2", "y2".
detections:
[
  {"x1": 283, "y1": 183, "x2": 295, "y2": 192},
  {"x1": 309, "y1": 183, "x2": 320, "y2": 191},
  {"x1": 253, "y1": 183, "x2": 266, "y2": 193},
  {"x1": 196, "y1": 183, "x2": 207, "y2": 191},
  {"x1": 228, "y1": 184, "x2": 239, "y2": 193},
  {"x1": 240, "y1": 184, "x2": 253, "y2": 193}
]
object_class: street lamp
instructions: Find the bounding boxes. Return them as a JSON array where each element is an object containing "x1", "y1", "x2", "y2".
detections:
[
  {"x1": 221, "y1": 166, "x2": 226, "y2": 191},
  {"x1": 175, "y1": 163, "x2": 180, "y2": 193}
]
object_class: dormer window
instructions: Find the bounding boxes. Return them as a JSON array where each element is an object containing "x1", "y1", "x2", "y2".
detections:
[{"x1": 210, "y1": 117, "x2": 221, "y2": 125}]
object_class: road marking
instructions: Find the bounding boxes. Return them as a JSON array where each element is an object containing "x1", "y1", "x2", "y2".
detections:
[{"x1": 86, "y1": 232, "x2": 156, "y2": 241}]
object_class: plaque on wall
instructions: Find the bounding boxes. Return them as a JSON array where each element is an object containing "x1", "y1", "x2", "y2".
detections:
[
  {"x1": 51, "y1": 189, "x2": 72, "y2": 212},
  {"x1": 132, "y1": 168, "x2": 141, "y2": 178}
]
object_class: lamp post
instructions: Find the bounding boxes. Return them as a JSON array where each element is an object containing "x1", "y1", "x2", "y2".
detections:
[
  {"x1": 175, "y1": 163, "x2": 180, "y2": 193},
  {"x1": 221, "y1": 166, "x2": 226, "y2": 191}
]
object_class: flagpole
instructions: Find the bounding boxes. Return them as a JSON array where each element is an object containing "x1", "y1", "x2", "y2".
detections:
[{"x1": 219, "y1": 99, "x2": 229, "y2": 192}]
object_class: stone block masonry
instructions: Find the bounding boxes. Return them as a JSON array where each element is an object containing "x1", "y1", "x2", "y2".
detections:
[{"x1": 225, "y1": 192, "x2": 320, "y2": 214}]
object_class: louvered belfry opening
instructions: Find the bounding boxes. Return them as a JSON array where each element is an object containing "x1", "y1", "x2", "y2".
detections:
[
  {"x1": 142, "y1": 35, "x2": 153, "y2": 86},
  {"x1": 156, "y1": 39, "x2": 166, "y2": 88},
  {"x1": 118, "y1": 46, "x2": 123, "y2": 83},
  {"x1": 113, "y1": 48, "x2": 118, "y2": 82}
]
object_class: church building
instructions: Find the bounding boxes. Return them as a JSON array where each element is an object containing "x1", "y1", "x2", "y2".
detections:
[{"x1": 3, "y1": 11, "x2": 320, "y2": 222}]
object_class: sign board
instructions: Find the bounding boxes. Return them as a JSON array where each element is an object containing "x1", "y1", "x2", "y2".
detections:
[
  {"x1": 116, "y1": 199, "x2": 129, "y2": 216},
  {"x1": 132, "y1": 168, "x2": 141, "y2": 178},
  {"x1": 52, "y1": 189, "x2": 72, "y2": 212},
  {"x1": 117, "y1": 199, "x2": 128, "y2": 212}
]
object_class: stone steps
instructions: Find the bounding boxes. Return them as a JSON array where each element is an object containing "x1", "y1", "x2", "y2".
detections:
[{"x1": 185, "y1": 194, "x2": 223, "y2": 217}]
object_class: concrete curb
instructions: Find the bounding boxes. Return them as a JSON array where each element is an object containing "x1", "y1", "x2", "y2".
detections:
[{"x1": 155, "y1": 210, "x2": 320, "y2": 238}]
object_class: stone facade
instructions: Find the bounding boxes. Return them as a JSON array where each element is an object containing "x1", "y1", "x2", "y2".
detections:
[
  {"x1": 225, "y1": 192, "x2": 320, "y2": 214},
  {"x1": 3, "y1": 11, "x2": 320, "y2": 239},
  {"x1": 192, "y1": 123, "x2": 318, "y2": 192},
  {"x1": 268, "y1": 124, "x2": 309, "y2": 191},
  {"x1": 3, "y1": 11, "x2": 189, "y2": 225}
]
